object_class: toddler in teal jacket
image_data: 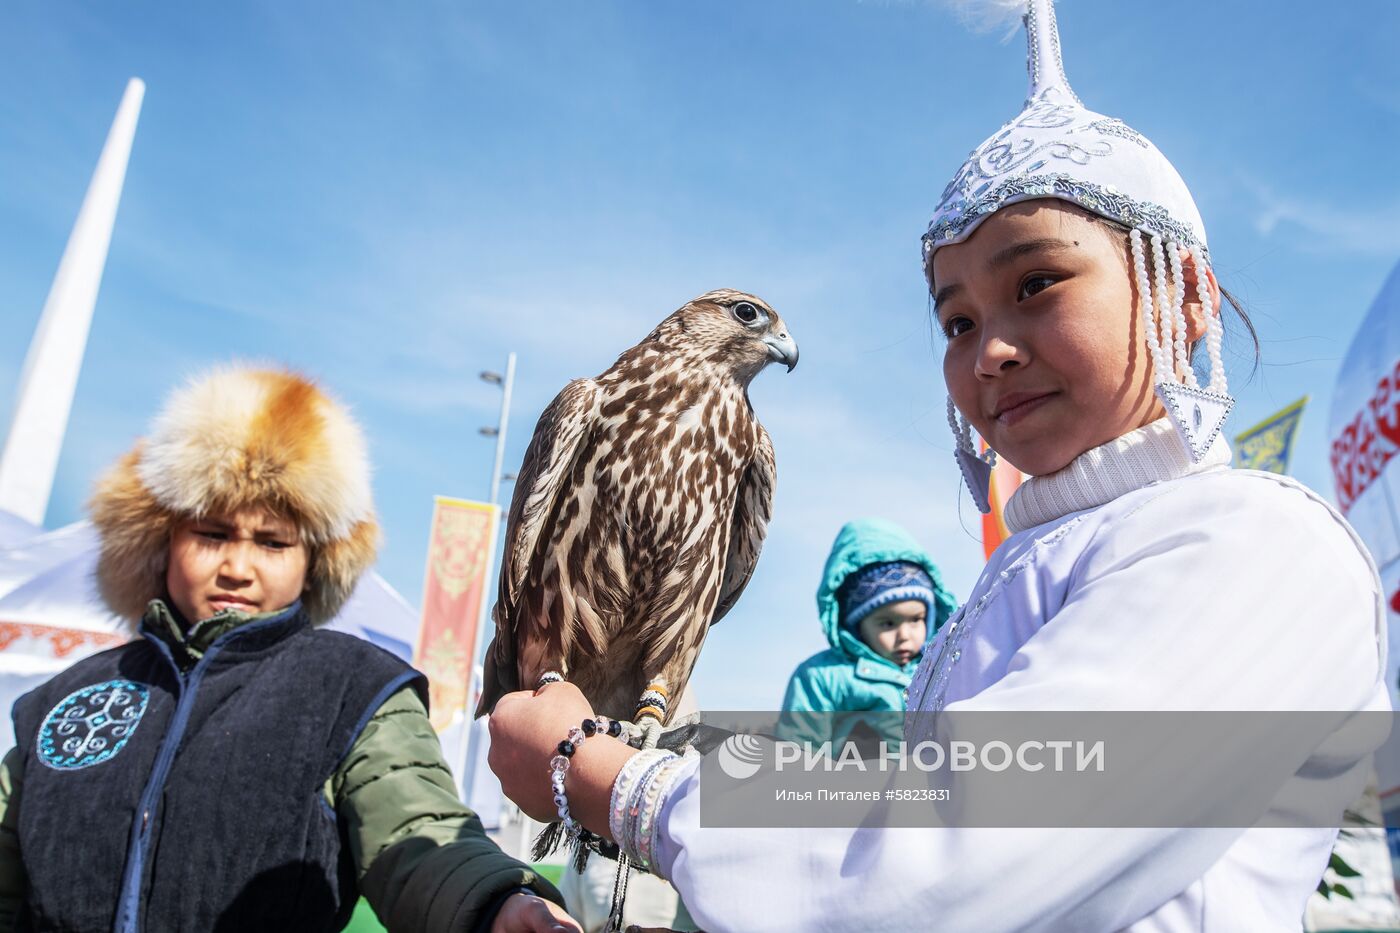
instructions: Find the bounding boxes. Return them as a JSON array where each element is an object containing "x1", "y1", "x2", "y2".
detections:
[{"x1": 780, "y1": 518, "x2": 956, "y2": 749}]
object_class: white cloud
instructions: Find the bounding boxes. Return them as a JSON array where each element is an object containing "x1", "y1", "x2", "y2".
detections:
[{"x1": 1242, "y1": 174, "x2": 1400, "y2": 258}]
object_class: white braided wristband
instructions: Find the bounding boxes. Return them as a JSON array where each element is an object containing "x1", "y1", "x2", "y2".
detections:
[
  {"x1": 608, "y1": 750, "x2": 690, "y2": 876},
  {"x1": 609, "y1": 749, "x2": 673, "y2": 843}
]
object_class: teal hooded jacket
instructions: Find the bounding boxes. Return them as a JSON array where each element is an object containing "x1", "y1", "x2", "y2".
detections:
[{"x1": 779, "y1": 518, "x2": 957, "y2": 748}]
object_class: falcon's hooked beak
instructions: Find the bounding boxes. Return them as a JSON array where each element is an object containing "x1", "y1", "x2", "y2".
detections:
[{"x1": 763, "y1": 330, "x2": 799, "y2": 372}]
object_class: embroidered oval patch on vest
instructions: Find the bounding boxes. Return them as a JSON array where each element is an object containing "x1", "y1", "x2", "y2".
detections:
[{"x1": 37, "y1": 680, "x2": 149, "y2": 771}]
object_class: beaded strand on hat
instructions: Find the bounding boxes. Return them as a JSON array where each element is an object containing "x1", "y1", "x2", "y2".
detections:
[
  {"x1": 947, "y1": 395, "x2": 997, "y2": 515},
  {"x1": 1166, "y1": 243, "x2": 1196, "y2": 389},
  {"x1": 1127, "y1": 229, "x2": 1234, "y2": 460}
]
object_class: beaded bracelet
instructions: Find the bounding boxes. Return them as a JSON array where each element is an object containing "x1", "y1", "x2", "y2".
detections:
[{"x1": 550, "y1": 715, "x2": 624, "y2": 838}]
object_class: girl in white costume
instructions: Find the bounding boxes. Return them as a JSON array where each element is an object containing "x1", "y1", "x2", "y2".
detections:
[{"x1": 488, "y1": 2, "x2": 1391, "y2": 930}]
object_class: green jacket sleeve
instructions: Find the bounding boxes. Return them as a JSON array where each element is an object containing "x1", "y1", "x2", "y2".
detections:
[
  {"x1": 334, "y1": 686, "x2": 563, "y2": 932},
  {"x1": 0, "y1": 746, "x2": 26, "y2": 933}
]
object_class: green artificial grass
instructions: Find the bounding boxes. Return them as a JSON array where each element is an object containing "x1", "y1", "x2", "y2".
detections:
[
  {"x1": 343, "y1": 898, "x2": 386, "y2": 933},
  {"x1": 533, "y1": 863, "x2": 564, "y2": 886}
]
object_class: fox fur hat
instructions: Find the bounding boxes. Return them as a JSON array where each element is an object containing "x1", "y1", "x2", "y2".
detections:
[{"x1": 89, "y1": 365, "x2": 380, "y2": 626}]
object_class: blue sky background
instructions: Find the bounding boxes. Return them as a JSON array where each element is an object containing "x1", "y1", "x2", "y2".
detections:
[{"x1": 1, "y1": 1, "x2": 1397, "y2": 709}]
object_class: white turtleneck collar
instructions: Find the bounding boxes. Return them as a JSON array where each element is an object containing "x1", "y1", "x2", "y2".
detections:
[{"x1": 1002, "y1": 418, "x2": 1232, "y2": 534}]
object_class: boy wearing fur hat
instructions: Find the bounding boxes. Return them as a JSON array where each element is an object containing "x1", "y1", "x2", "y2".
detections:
[{"x1": 0, "y1": 367, "x2": 579, "y2": 933}]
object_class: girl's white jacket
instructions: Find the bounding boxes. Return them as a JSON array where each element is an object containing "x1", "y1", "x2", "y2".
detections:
[{"x1": 652, "y1": 420, "x2": 1390, "y2": 932}]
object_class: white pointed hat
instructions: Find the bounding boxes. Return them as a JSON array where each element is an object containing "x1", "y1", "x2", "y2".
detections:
[{"x1": 923, "y1": 0, "x2": 1209, "y2": 273}]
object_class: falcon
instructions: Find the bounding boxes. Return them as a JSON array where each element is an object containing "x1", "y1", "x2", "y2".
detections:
[{"x1": 475, "y1": 289, "x2": 796, "y2": 745}]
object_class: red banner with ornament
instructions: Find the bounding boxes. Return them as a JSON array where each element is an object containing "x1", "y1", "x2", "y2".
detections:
[{"x1": 413, "y1": 497, "x2": 499, "y2": 732}]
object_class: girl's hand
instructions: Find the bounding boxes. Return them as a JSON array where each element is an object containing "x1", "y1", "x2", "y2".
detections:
[
  {"x1": 488, "y1": 683, "x2": 597, "y2": 821},
  {"x1": 488, "y1": 682, "x2": 637, "y2": 833},
  {"x1": 489, "y1": 891, "x2": 583, "y2": 933}
]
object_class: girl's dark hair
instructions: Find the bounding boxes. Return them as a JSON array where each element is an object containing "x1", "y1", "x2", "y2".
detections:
[{"x1": 1217, "y1": 286, "x2": 1260, "y2": 378}]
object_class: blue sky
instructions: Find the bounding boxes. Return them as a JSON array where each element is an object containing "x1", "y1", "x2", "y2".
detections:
[{"x1": 2, "y1": 0, "x2": 1398, "y2": 709}]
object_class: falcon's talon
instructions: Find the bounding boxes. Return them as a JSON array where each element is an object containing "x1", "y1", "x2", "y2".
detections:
[
  {"x1": 637, "y1": 718, "x2": 663, "y2": 750},
  {"x1": 608, "y1": 717, "x2": 663, "y2": 750}
]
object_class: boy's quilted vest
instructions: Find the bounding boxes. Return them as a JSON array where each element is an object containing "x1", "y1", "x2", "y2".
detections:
[{"x1": 10, "y1": 604, "x2": 424, "y2": 933}]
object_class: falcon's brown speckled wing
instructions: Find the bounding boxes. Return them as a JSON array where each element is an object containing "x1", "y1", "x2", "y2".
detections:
[
  {"x1": 710, "y1": 423, "x2": 775, "y2": 626},
  {"x1": 475, "y1": 378, "x2": 600, "y2": 716}
]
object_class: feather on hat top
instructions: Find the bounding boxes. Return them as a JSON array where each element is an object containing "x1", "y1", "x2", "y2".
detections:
[{"x1": 90, "y1": 366, "x2": 379, "y2": 626}]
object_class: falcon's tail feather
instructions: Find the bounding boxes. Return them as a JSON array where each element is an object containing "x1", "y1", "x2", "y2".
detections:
[
  {"x1": 533, "y1": 823, "x2": 620, "y2": 874},
  {"x1": 531, "y1": 820, "x2": 566, "y2": 863},
  {"x1": 570, "y1": 835, "x2": 593, "y2": 875},
  {"x1": 535, "y1": 828, "x2": 595, "y2": 875}
]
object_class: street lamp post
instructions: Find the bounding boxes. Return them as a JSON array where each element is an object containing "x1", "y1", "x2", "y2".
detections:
[
  {"x1": 478, "y1": 352, "x2": 516, "y2": 507},
  {"x1": 461, "y1": 352, "x2": 516, "y2": 809}
]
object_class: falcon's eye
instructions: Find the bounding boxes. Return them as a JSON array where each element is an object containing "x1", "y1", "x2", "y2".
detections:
[{"x1": 732, "y1": 302, "x2": 761, "y2": 325}]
